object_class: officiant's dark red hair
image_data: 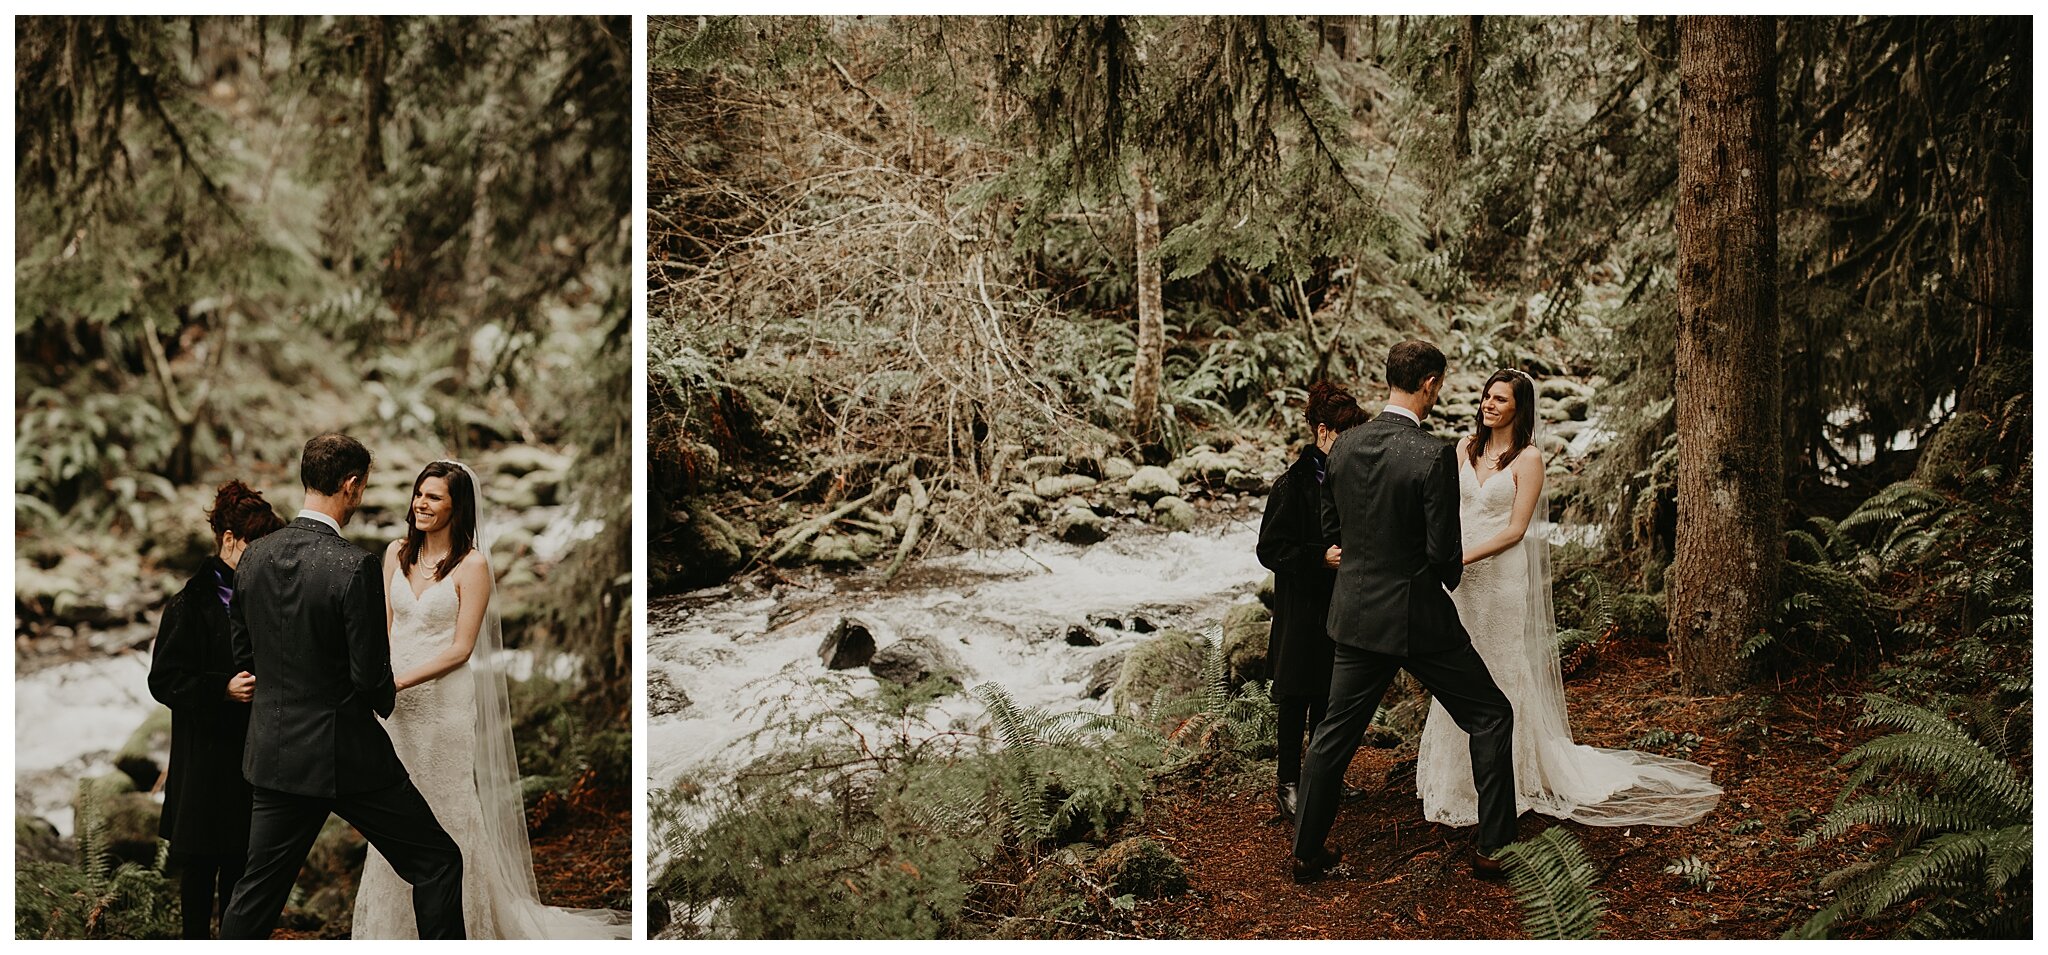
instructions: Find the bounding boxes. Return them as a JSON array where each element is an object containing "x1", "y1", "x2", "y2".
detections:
[{"x1": 400, "y1": 461, "x2": 478, "y2": 581}]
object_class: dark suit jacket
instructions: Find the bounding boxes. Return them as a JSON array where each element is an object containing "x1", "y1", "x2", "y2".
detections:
[
  {"x1": 148, "y1": 558, "x2": 253, "y2": 855},
  {"x1": 231, "y1": 516, "x2": 406, "y2": 797},
  {"x1": 1320, "y1": 411, "x2": 1470, "y2": 656}
]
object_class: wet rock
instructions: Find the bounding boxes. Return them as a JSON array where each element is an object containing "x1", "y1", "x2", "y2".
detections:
[
  {"x1": 1052, "y1": 507, "x2": 1108, "y2": 545},
  {"x1": 1082, "y1": 651, "x2": 1127, "y2": 700},
  {"x1": 1559, "y1": 395, "x2": 1591, "y2": 421},
  {"x1": 1539, "y1": 378, "x2": 1591, "y2": 401},
  {"x1": 870, "y1": 634, "x2": 966, "y2": 687},
  {"x1": 1537, "y1": 434, "x2": 1569, "y2": 458},
  {"x1": 1125, "y1": 466, "x2": 1181, "y2": 502},
  {"x1": 1176, "y1": 447, "x2": 1248, "y2": 486},
  {"x1": 1101, "y1": 457, "x2": 1138, "y2": 482},
  {"x1": 1111, "y1": 628, "x2": 1207, "y2": 717},
  {"x1": 1087, "y1": 613, "x2": 1125, "y2": 631},
  {"x1": 1034, "y1": 474, "x2": 1098, "y2": 499},
  {"x1": 1020, "y1": 455, "x2": 1070, "y2": 481},
  {"x1": 492, "y1": 445, "x2": 568, "y2": 477},
  {"x1": 1151, "y1": 495, "x2": 1197, "y2": 532},
  {"x1": 1221, "y1": 602, "x2": 1273, "y2": 681},
  {"x1": 648, "y1": 669, "x2": 692, "y2": 717},
  {"x1": 819, "y1": 616, "x2": 879, "y2": 670},
  {"x1": 1003, "y1": 491, "x2": 1045, "y2": 519},
  {"x1": 1224, "y1": 469, "x2": 1267, "y2": 493},
  {"x1": 1063, "y1": 624, "x2": 1102, "y2": 647},
  {"x1": 1095, "y1": 837, "x2": 1189, "y2": 898},
  {"x1": 1128, "y1": 614, "x2": 1157, "y2": 633},
  {"x1": 16, "y1": 816, "x2": 71, "y2": 866},
  {"x1": 115, "y1": 707, "x2": 172, "y2": 792},
  {"x1": 71, "y1": 773, "x2": 160, "y2": 868},
  {"x1": 807, "y1": 532, "x2": 881, "y2": 565}
]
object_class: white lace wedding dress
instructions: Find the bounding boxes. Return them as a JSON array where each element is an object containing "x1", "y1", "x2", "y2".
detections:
[
  {"x1": 1415, "y1": 449, "x2": 1722, "y2": 829},
  {"x1": 352, "y1": 567, "x2": 626, "y2": 939}
]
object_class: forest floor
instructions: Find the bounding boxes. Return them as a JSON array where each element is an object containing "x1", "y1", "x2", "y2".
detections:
[
  {"x1": 533, "y1": 783, "x2": 634, "y2": 913},
  {"x1": 1139, "y1": 634, "x2": 1882, "y2": 939}
]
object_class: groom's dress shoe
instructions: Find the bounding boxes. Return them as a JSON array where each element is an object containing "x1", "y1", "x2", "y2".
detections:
[
  {"x1": 1292, "y1": 846, "x2": 1342, "y2": 884},
  {"x1": 1276, "y1": 784, "x2": 1299, "y2": 823},
  {"x1": 1471, "y1": 849, "x2": 1507, "y2": 880},
  {"x1": 1340, "y1": 784, "x2": 1369, "y2": 804}
]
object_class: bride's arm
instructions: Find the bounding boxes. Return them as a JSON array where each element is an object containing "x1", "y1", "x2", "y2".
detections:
[
  {"x1": 383, "y1": 540, "x2": 401, "y2": 633},
  {"x1": 394, "y1": 554, "x2": 493, "y2": 691},
  {"x1": 1462, "y1": 448, "x2": 1545, "y2": 566}
]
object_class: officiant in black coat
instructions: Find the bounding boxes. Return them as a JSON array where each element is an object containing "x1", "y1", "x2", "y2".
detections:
[
  {"x1": 1257, "y1": 380, "x2": 1370, "y2": 823},
  {"x1": 147, "y1": 480, "x2": 285, "y2": 939}
]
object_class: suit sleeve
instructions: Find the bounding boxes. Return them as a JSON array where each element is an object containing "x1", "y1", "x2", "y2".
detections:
[
  {"x1": 1424, "y1": 441, "x2": 1464, "y2": 592},
  {"x1": 1256, "y1": 473, "x2": 1326, "y2": 575},
  {"x1": 148, "y1": 593, "x2": 231, "y2": 709},
  {"x1": 345, "y1": 552, "x2": 399, "y2": 718},
  {"x1": 1319, "y1": 463, "x2": 1343, "y2": 546},
  {"x1": 230, "y1": 577, "x2": 255, "y2": 675}
]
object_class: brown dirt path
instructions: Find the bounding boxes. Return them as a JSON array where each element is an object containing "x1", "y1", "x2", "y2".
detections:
[{"x1": 1140, "y1": 636, "x2": 1879, "y2": 939}]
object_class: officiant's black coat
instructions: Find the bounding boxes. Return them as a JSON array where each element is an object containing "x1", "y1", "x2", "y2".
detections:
[
  {"x1": 147, "y1": 557, "x2": 253, "y2": 859},
  {"x1": 231, "y1": 517, "x2": 406, "y2": 797},
  {"x1": 1257, "y1": 444, "x2": 1338, "y2": 700}
]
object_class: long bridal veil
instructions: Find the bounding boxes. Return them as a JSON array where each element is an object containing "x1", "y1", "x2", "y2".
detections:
[
  {"x1": 453, "y1": 461, "x2": 628, "y2": 938},
  {"x1": 1510, "y1": 414, "x2": 1723, "y2": 827}
]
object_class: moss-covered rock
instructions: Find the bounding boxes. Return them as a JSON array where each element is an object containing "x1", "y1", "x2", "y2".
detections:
[
  {"x1": 1033, "y1": 474, "x2": 1098, "y2": 499},
  {"x1": 1151, "y1": 495, "x2": 1196, "y2": 532},
  {"x1": 1052, "y1": 507, "x2": 1108, "y2": 545},
  {"x1": 1612, "y1": 592, "x2": 1668, "y2": 642},
  {"x1": 1913, "y1": 411, "x2": 1996, "y2": 487},
  {"x1": 1125, "y1": 466, "x2": 1180, "y2": 502},
  {"x1": 869, "y1": 634, "x2": 966, "y2": 687},
  {"x1": 71, "y1": 773, "x2": 160, "y2": 868},
  {"x1": 1094, "y1": 837, "x2": 1189, "y2": 898},
  {"x1": 115, "y1": 706, "x2": 173, "y2": 792},
  {"x1": 1221, "y1": 601, "x2": 1272, "y2": 681},
  {"x1": 16, "y1": 815, "x2": 72, "y2": 866},
  {"x1": 1110, "y1": 628, "x2": 1206, "y2": 717},
  {"x1": 1256, "y1": 572, "x2": 1276, "y2": 609}
]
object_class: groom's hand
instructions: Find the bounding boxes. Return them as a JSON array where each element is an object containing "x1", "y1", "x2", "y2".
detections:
[
  {"x1": 226, "y1": 670, "x2": 256, "y2": 703},
  {"x1": 1323, "y1": 546, "x2": 1342, "y2": 569}
]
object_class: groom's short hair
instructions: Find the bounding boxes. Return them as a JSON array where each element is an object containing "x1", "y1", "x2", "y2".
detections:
[
  {"x1": 1386, "y1": 340, "x2": 1447, "y2": 393},
  {"x1": 301, "y1": 433, "x2": 372, "y2": 495}
]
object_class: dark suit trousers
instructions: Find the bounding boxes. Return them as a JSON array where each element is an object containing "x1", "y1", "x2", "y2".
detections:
[
  {"x1": 220, "y1": 779, "x2": 466, "y2": 939},
  {"x1": 1293, "y1": 641, "x2": 1518, "y2": 859}
]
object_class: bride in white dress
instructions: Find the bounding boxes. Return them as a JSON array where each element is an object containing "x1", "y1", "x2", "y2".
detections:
[
  {"x1": 1416, "y1": 370, "x2": 1722, "y2": 830},
  {"x1": 353, "y1": 460, "x2": 627, "y2": 939}
]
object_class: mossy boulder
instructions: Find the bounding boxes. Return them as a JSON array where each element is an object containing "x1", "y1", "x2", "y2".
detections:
[
  {"x1": 1256, "y1": 572, "x2": 1276, "y2": 609},
  {"x1": 16, "y1": 815, "x2": 72, "y2": 866},
  {"x1": 1111, "y1": 628, "x2": 1207, "y2": 717},
  {"x1": 1221, "y1": 602, "x2": 1273, "y2": 681},
  {"x1": 808, "y1": 531, "x2": 882, "y2": 565},
  {"x1": 677, "y1": 504, "x2": 746, "y2": 582},
  {"x1": 1052, "y1": 507, "x2": 1108, "y2": 545},
  {"x1": 1033, "y1": 474, "x2": 1098, "y2": 499},
  {"x1": 1151, "y1": 495, "x2": 1197, "y2": 532},
  {"x1": 1913, "y1": 411, "x2": 1996, "y2": 487},
  {"x1": 1125, "y1": 466, "x2": 1181, "y2": 502},
  {"x1": 1094, "y1": 837, "x2": 1189, "y2": 898},
  {"x1": 1612, "y1": 592, "x2": 1668, "y2": 642},
  {"x1": 71, "y1": 773, "x2": 160, "y2": 868}
]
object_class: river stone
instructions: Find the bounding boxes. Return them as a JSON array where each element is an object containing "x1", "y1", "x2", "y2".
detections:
[
  {"x1": 1559, "y1": 395, "x2": 1591, "y2": 420},
  {"x1": 492, "y1": 444, "x2": 568, "y2": 477},
  {"x1": 1224, "y1": 468, "x2": 1267, "y2": 493},
  {"x1": 16, "y1": 816, "x2": 71, "y2": 865},
  {"x1": 1124, "y1": 466, "x2": 1180, "y2": 502},
  {"x1": 1004, "y1": 491, "x2": 1045, "y2": 518},
  {"x1": 1087, "y1": 613, "x2": 1124, "y2": 631},
  {"x1": 1221, "y1": 602, "x2": 1273, "y2": 681},
  {"x1": 71, "y1": 773, "x2": 160, "y2": 868},
  {"x1": 1129, "y1": 614, "x2": 1157, "y2": 633},
  {"x1": 115, "y1": 707, "x2": 172, "y2": 792},
  {"x1": 1034, "y1": 474, "x2": 1098, "y2": 499},
  {"x1": 678, "y1": 504, "x2": 745, "y2": 583},
  {"x1": 1538, "y1": 434, "x2": 1569, "y2": 458},
  {"x1": 819, "y1": 616, "x2": 878, "y2": 669},
  {"x1": 1064, "y1": 624, "x2": 1102, "y2": 647},
  {"x1": 1101, "y1": 457, "x2": 1137, "y2": 482},
  {"x1": 1095, "y1": 837, "x2": 1190, "y2": 898},
  {"x1": 1177, "y1": 448, "x2": 1246, "y2": 486},
  {"x1": 1053, "y1": 507, "x2": 1108, "y2": 545},
  {"x1": 1152, "y1": 495, "x2": 1196, "y2": 532},
  {"x1": 808, "y1": 532, "x2": 880, "y2": 565},
  {"x1": 648, "y1": 669, "x2": 692, "y2": 717},
  {"x1": 870, "y1": 634, "x2": 966, "y2": 687},
  {"x1": 1021, "y1": 454, "x2": 1070, "y2": 481},
  {"x1": 1082, "y1": 651, "x2": 1127, "y2": 700},
  {"x1": 1111, "y1": 628, "x2": 1207, "y2": 717}
]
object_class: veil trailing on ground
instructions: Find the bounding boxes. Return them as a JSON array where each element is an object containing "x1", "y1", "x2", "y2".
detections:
[
  {"x1": 1509, "y1": 394, "x2": 1724, "y2": 828},
  {"x1": 450, "y1": 461, "x2": 627, "y2": 938}
]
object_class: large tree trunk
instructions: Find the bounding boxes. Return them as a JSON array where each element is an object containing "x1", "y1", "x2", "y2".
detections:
[
  {"x1": 1967, "y1": 30, "x2": 2030, "y2": 373},
  {"x1": 1671, "y1": 16, "x2": 1781, "y2": 695},
  {"x1": 1130, "y1": 160, "x2": 1167, "y2": 462},
  {"x1": 1453, "y1": 17, "x2": 1482, "y2": 159},
  {"x1": 361, "y1": 16, "x2": 388, "y2": 179}
]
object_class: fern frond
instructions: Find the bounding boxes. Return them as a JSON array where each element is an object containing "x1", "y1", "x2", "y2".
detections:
[{"x1": 1498, "y1": 828, "x2": 1605, "y2": 939}]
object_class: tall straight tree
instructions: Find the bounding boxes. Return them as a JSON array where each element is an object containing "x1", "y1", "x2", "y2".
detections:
[{"x1": 1671, "y1": 16, "x2": 1781, "y2": 694}]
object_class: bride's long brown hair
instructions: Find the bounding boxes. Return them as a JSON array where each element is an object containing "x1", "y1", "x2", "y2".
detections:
[
  {"x1": 1466, "y1": 369, "x2": 1537, "y2": 472},
  {"x1": 399, "y1": 461, "x2": 477, "y2": 581}
]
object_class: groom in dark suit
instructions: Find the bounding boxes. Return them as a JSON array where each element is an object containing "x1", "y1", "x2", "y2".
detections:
[
  {"x1": 219, "y1": 434, "x2": 466, "y2": 938},
  {"x1": 1291, "y1": 341, "x2": 1518, "y2": 882}
]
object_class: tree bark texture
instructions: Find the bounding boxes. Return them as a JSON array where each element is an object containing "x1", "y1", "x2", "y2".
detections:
[
  {"x1": 361, "y1": 16, "x2": 389, "y2": 179},
  {"x1": 1968, "y1": 31, "x2": 2030, "y2": 369},
  {"x1": 1672, "y1": 16, "x2": 1781, "y2": 695},
  {"x1": 1130, "y1": 160, "x2": 1167, "y2": 462},
  {"x1": 1453, "y1": 17, "x2": 1481, "y2": 159}
]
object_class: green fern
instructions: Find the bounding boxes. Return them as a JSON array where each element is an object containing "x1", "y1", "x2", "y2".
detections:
[
  {"x1": 1498, "y1": 828, "x2": 1606, "y2": 939},
  {"x1": 1663, "y1": 855, "x2": 1715, "y2": 892}
]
